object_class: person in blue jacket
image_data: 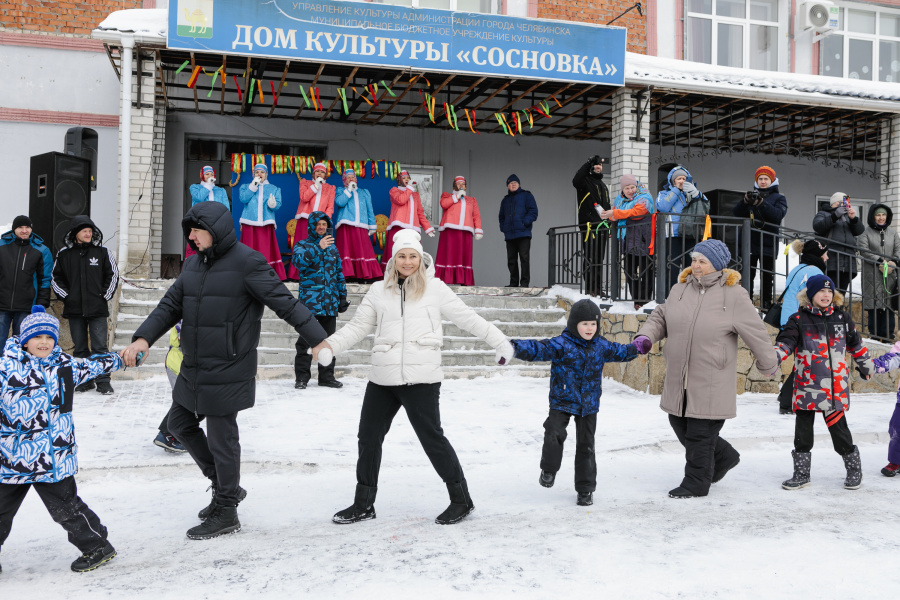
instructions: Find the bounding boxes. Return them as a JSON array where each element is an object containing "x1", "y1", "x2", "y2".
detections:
[
  {"x1": 511, "y1": 299, "x2": 640, "y2": 506},
  {"x1": 292, "y1": 211, "x2": 349, "y2": 390},
  {"x1": 499, "y1": 174, "x2": 538, "y2": 287},
  {"x1": 189, "y1": 166, "x2": 230, "y2": 209},
  {"x1": 776, "y1": 238, "x2": 828, "y2": 414},
  {"x1": 0, "y1": 216, "x2": 53, "y2": 346},
  {"x1": 656, "y1": 166, "x2": 710, "y2": 291},
  {"x1": 237, "y1": 163, "x2": 287, "y2": 280}
]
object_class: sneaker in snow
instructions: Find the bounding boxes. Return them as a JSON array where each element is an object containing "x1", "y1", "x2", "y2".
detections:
[
  {"x1": 577, "y1": 492, "x2": 593, "y2": 506},
  {"x1": 71, "y1": 542, "x2": 116, "y2": 572},
  {"x1": 153, "y1": 432, "x2": 186, "y2": 453},
  {"x1": 882, "y1": 463, "x2": 900, "y2": 477},
  {"x1": 539, "y1": 470, "x2": 555, "y2": 488}
]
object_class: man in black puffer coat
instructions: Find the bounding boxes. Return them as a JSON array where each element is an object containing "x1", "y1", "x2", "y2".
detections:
[
  {"x1": 572, "y1": 156, "x2": 610, "y2": 297},
  {"x1": 812, "y1": 192, "x2": 865, "y2": 294},
  {"x1": 51, "y1": 216, "x2": 119, "y2": 394},
  {"x1": 122, "y1": 202, "x2": 327, "y2": 540}
]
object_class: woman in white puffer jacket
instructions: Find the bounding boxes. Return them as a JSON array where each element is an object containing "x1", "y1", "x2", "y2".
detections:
[{"x1": 312, "y1": 228, "x2": 514, "y2": 526}]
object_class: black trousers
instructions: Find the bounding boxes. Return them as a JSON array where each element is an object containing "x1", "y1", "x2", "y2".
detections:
[
  {"x1": 749, "y1": 253, "x2": 776, "y2": 308},
  {"x1": 580, "y1": 226, "x2": 609, "y2": 296},
  {"x1": 624, "y1": 253, "x2": 654, "y2": 303},
  {"x1": 356, "y1": 382, "x2": 464, "y2": 487},
  {"x1": 794, "y1": 409, "x2": 854, "y2": 455},
  {"x1": 0, "y1": 476, "x2": 108, "y2": 553},
  {"x1": 506, "y1": 237, "x2": 531, "y2": 287},
  {"x1": 68, "y1": 316, "x2": 110, "y2": 384},
  {"x1": 167, "y1": 401, "x2": 242, "y2": 506},
  {"x1": 827, "y1": 269, "x2": 855, "y2": 296},
  {"x1": 778, "y1": 371, "x2": 795, "y2": 411},
  {"x1": 666, "y1": 237, "x2": 696, "y2": 292},
  {"x1": 668, "y1": 414, "x2": 737, "y2": 495},
  {"x1": 540, "y1": 409, "x2": 598, "y2": 493},
  {"x1": 867, "y1": 309, "x2": 897, "y2": 340},
  {"x1": 294, "y1": 314, "x2": 337, "y2": 383}
]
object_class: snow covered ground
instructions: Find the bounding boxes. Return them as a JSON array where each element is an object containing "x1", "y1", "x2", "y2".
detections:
[{"x1": 2, "y1": 374, "x2": 897, "y2": 598}]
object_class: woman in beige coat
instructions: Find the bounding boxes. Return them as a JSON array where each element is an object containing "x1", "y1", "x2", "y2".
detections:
[{"x1": 633, "y1": 239, "x2": 779, "y2": 498}]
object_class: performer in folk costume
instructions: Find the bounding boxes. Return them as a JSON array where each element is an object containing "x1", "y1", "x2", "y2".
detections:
[
  {"x1": 381, "y1": 169, "x2": 434, "y2": 272},
  {"x1": 186, "y1": 166, "x2": 230, "y2": 259},
  {"x1": 334, "y1": 168, "x2": 382, "y2": 282},
  {"x1": 237, "y1": 163, "x2": 287, "y2": 280},
  {"x1": 288, "y1": 162, "x2": 336, "y2": 280},
  {"x1": 435, "y1": 175, "x2": 482, "y2": 286}
]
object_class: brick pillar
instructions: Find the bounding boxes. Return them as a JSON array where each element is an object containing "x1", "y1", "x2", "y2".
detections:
[
  {"x1": 608, "y1": 87, "x2": 651, "y2": 194},
  {"x1": 882, "y1": 115, "x2": 900, "y2": 227},
  {"x1": 117, "y1": 50, "x2": 164, "y2": 278}
]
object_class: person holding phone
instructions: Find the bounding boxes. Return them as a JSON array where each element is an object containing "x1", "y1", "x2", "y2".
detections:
[
  {"x1": 291, "y1": 211, "x2": 349, "y2": 389},
  {"x1": 812, "y1": 192, "x2": 865, "y2": 295}
]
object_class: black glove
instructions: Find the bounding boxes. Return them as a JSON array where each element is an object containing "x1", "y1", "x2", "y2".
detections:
[
  {"x1": 589, "y1": 155, "x2": 601, "y2": 166},
  {"x1": 338, "y1": 299, "x2": 350, "y2": 313}
]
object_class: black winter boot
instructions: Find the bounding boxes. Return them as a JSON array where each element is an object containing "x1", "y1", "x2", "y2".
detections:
[
  {"x1": 186, "y1": 505, "x2": 241, "y2": 540},
  {"x1": 576, "y1": 492, "x2": 593, "y2": 506},
  {"x1": 712, "y1": 453, "x2": 741, "y2": 484},
  {"x1": 842, "y1": 446, "x2": 863, "y2": 490},
  {"x1": 782, "y1": 450, "x2": 812, "y2": 490},
  {"x1": 198, "y1": 482, "x2": 247, "y2": 520},
  {"x1": 332, "y1": 484, "x2": 377, "y2": 524},
  {"x1": 667, "y1": 486, "x2": 705, "y2": 499},
  {"x1": 435, "y1": 480, "x2": 475, "y2": 525},
  {"x1": 70, "y1": 541, "x2": 116, "y2": 572},
  {"x1": 539, "y1": 470, "x2": 555, "y2": 488}
]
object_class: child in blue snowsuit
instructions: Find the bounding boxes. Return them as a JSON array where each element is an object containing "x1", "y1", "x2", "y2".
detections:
[
  {"x1": 0, "y1": 306, "x2": 124, "y2": 573},
  {"x1": 870, "y1": 339, "x2": 900, "y2": 477},
  {"x1": 512, "y1": 299, "x2": 640, "y2": 506}
]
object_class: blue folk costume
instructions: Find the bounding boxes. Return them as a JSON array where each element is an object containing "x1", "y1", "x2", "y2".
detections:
[
  {"x1": 189, "y1": 165, "x2": 230, "y2": 210},
  {"x1": 333, "y1": 169, "x2": 383, "y2": 280},
  {"x1": 236, "y1": 162, "x2": 287, "y2": 280}
]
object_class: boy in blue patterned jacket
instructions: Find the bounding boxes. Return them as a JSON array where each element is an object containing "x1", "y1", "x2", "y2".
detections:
[
  {"x1": 0, "y1": 306, "x2": 124, "y2": 573},
  {"x1": 512, "y1": 299, "x2": 641, "y2": 506}
]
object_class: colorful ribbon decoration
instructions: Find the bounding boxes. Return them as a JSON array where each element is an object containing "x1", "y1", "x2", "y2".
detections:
[
  {"x1": 270, "y1": 80, "x2": 278, "y2": 106},
  {"x1": 186, "y1": 66, "x2": 201, "y2": 89},
  {"x1": 248, "y1": 78, "x2": 256, "y2": 103},
  {"x1": 381, "y1": 80, "x2": 396, "y2": 96},
  {"x1": 257, "y1": 79, "x2": 264, "y2": 104},
  {"x1": 232, "y1": 76, "x2": 242, "y2": 101},
  {"x1": 175, "y1": 60, "x2": 191, "y2": 75},
  {"x1": 298, "y1": 84, "x2": 310, "y2": 107},
  {"x1": 339, "y1": 88, "x2": 349, "y2": 114}
]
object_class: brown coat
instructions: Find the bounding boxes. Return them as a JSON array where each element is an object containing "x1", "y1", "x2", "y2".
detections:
[{"x1": 637, "y1": 267, "x2": 779, "y2": 420}]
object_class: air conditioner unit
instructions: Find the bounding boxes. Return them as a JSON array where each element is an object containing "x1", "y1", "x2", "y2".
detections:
[{"x1": 799, "y1": 1, "x2": 838, "y2": 32}]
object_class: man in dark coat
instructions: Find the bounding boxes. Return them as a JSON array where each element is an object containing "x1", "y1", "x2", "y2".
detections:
[
  {"x1": 292, "y1": 211, "x2": 348, "y2": 390},
  {"x1": 499, "y1": 174, "x2": 539, "y2": 287},
  {"x1": 732, "y1": 165, "x2": 788, "y2": 308},
  {"x1": 812, "y1": 192, "x2": 865, "y2": 294},
  {"x1": 0, "y1": 215, "x2": 53, "y2": 345},
  {"x1": 51, "y1": 215, "x2": 119, "y2": 394},
  {"x1": 121, "y1": 202, "x2": 327, "y2": 540},
  {"x1": 572, "y1": 156, "x2": 610, "y2": 297}
]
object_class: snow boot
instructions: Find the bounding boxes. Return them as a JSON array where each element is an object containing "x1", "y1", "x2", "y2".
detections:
[
  {"x1": 576, "y1": 492, "x2": 593, "y2": 506},
  {"x1": 782, "y1": 450, "x2": 812, "y2": 490},
  {"x1": 186, "y1": 505, "x2": 241, "y2": 540},
  {"x1": 667, "y1": 486, "x2": 705, "y2": 499},
  {"x1": 882, "y1": 462, "x2": 900, "y2": 477},
  {"x1": 332, "y1": 484, "x2": 377, "y2": 524},
  {"x1": 435, "y1": 479, "x2": 475, "y2": 525},
  {"x1": 712, "y1": 453, "x2": 741, "y2": 484},
  {"x1": 75, "y1": 380, "x2": 95, "y2": 393},
  {"x1": 96, "y1": 381, "x2": 114, "y2": 395},
  {"x1": 842, "y1": 446, "x2": 863, "y2": 490},
  {"x1": 539, "y1": 470, "x2": 555, "y2": 488},
  {"x1": 198, "y1": 482, "x2": 247, "y2": 520},
  {"x1": 70, "y1": 541, "x2": 116, "y2": 572}
]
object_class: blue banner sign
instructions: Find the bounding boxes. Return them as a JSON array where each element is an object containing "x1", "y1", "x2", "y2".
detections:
[{"x1": 168, "y1": 0, "x2": 626, "y2": 85}]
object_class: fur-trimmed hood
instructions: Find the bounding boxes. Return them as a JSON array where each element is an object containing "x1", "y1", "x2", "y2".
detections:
[
  {"x1": 677, "y1": 266, "x2": 742, "y2": 287},
  {"x1": 797, "y1": 289, "x2": 844, "y2": 309}
]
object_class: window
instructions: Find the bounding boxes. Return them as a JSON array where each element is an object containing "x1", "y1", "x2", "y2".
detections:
[
  {"x1": 819, "y1": 6, "x2": 900, "y2": 82},
  {"x1": 685, "y1": 0, "x2": 780, "y2": 70},
  {"x1": 370, "y1": 0, "x2": 500, "y2": 14}
]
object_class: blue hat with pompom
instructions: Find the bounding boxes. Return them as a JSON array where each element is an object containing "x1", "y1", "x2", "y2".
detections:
[{"x1": 19, "y1": 305, "x2": 59, "y2": 346}]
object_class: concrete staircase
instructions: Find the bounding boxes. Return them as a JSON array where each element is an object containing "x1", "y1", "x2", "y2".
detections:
[{"x1": 112, "y1": 280, "x2": 566, "y2": 380}]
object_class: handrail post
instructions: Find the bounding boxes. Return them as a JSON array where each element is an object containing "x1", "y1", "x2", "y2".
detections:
[
  {"x1": 655, "y1": 212, "x2": 668, "y2": 304},
  {"x1": 741, "y1": 220, "x2": 752, "y2": 298},
  {"x1": 547, "y1": 227, "x2": 557, "y2": 288}
]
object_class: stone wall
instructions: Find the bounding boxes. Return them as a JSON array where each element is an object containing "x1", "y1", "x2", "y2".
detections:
[{"x1": 556, "y1": 300, "x2": 900, "y2": 396}]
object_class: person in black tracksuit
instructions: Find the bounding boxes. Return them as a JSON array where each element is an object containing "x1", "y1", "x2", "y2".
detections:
[
  {"x1": 572, "y1": 156, "x2": 611, "y2": 297},
  {"x1": 121, "y1": 201, "x2": 327, "y2": 540},
  {"x1": 51, "y1": 216, "x2": 119, "y2": 395},
  {"x1": 0, "y1": 215, "x2": 53, "y2": 346}
]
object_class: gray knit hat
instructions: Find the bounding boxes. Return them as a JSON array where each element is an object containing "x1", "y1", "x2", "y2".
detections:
[{"x1": 691, "y1": 239, "x2": 731, "y2": 272}]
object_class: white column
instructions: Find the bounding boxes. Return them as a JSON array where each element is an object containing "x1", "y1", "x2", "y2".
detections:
[
  {"x1": 882, "y1": 115, "x2": 900, "y2": 228},
  {"x1": 609, "y1": 87, "x2": 651, "y2": 194},
  {"x1": 117, "y1": 35, "x2": 133, "y2": 275}
]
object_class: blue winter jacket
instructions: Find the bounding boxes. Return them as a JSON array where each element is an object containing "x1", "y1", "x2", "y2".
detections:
[
  {"x1": 0, "y1": 231, "x2": 53, "y2": 311},
  {"x1": 189, "y1": 183, "x2": 231, "y2": 210},
  {"x1": 656, "y1": 166, "x2": 709, "y2": 238},
  {"x1": 292, "y1": 211, "x2": 347, "y2": 317},
  {"x1": 779, "y1": 263, "x2": 824, "y2": 327},
  {"x1": 238, "y1": 181, "x2": 282, "y2": 226},
  {"x1": 512, "y1": 329, "x2": 638, "y2": 416},
  {"x1": 499, "y1": 188, "x2": 538, "y2": 240},
  {"x1": 334, "y1": 187, "x2": 377, "y2": 232},
  {"x1": 0, "y1": 337, "x2": 122, "y2": 484}
]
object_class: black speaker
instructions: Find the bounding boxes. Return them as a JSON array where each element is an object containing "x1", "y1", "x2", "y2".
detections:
[
  {"x1": 65, "y1": 127, "x2": 98, "y2": 191},
  {"x1": 29, "y1": 152, "x2": 91, "y2": 254}
]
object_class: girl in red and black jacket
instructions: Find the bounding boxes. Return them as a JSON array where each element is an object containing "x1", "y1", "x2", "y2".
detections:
[{"x1": 773, "y1": 274, "x2": 873, "y2": 492}]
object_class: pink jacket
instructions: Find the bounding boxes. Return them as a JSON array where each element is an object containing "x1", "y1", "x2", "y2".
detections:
[
  {"x1": 296, "y1": 179, "x2": 335, "y2": 220},
  {"x1": 438, "y1": 192, "x2": 482, "y2": 235},
  {"x1": 388, "y1": 186, "x2": 434, "y2": 234}
]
